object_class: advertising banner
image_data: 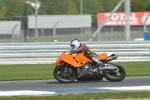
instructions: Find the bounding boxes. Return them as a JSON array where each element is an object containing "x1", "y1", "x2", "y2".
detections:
[
  {"x1": 28, "y1": 15, "x2": 91, "y2": 28},
  {"x1": 0, "y1": 21, "x2": 21, "y2": 34},
  {"x1": 97, "y1": 12, "x2": 150, "y2": 26}
]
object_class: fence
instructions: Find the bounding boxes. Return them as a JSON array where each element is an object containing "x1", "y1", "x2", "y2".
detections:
[
  {"x1": 0, "y1": 41, "x2": 149, "y2": 64},
  {"x1": 0, "y1": 0, "x2": 149, "y2": 42}
]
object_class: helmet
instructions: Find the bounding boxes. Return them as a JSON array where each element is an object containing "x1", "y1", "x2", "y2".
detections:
[{"x1": 70, "y1": 39, "x2": 81, "y2": 50}]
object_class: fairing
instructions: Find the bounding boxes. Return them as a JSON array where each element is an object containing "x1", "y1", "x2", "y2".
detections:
[{"x1": 56, "y1": 52, "x2": 93, "y2": 67}]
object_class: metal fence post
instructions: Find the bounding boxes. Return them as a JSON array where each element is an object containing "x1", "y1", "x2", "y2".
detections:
[
  {"x1": 124, "y1": 0, "x2": 130, "y2": 41},
  {"x1": 41, "y1": 28, "x2": 44, "y2": 42},
  {"x1": 144, "y1": 14, "x2": 150, "y2": 33},
  {"x1": 12, "y1": 24, "x2": 18, "y2": 42},
  {"x1": 52, "y1": 20, "x2": 59, "y2": 42}
]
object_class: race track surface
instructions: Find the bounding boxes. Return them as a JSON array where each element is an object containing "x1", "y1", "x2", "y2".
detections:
[{"x1": 0, "y1": 76, "x2": 150, "y2": 96}]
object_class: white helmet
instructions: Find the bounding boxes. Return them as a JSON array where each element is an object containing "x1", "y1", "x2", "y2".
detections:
[{"x1": 70, "y1": 39, "x2": 81, "y2": 50}]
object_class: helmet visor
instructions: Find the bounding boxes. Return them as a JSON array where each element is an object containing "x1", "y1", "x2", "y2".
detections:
[{"x1": 70, "y1": 45, "x2": 75, "y2": 49}]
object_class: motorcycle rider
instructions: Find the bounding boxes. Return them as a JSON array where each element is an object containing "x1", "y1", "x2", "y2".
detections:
[{"x1": 70, "y1": 39, "x2": 102, "y2": 72}]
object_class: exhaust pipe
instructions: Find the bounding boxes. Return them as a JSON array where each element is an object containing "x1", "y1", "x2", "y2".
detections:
[{"x1": 105, "y1": 54, "x2": 118, "y2": 62}]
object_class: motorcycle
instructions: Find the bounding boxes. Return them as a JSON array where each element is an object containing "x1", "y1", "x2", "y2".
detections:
[{"x1": 53, "y1": 50, "x2": 126, "y2": 83}]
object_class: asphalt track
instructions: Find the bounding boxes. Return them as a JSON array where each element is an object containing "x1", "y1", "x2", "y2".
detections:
[{"x1": 0, "y1": 76, "x2": 150, "y2": 96}]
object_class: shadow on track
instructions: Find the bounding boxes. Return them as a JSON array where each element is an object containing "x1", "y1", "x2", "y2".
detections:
[{"x1": 46, "y1": 79, "x2": 109, "y2": 84}]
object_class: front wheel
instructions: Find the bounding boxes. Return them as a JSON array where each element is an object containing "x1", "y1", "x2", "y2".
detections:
[
  {"x1": 53, "y1": 66, "x2": 76, "y2": 83},
  {"x1": 103, "y1": 63, "x2": 126, "y2": 82}
]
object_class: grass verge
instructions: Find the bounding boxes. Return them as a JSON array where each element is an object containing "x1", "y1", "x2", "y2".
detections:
[
  {"x1": 0, "y1": 91, "x2": 150, "y2": 100},
  {"x1": 0, "y1": 61, "x2": 150, "y2": 81}
]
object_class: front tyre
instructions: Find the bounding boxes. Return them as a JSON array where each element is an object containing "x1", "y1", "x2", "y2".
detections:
[
  {"x1": 53, "y1": 66, "x2": 76, "y2": 83},
  {"x1": 103, "y1": 63, "x2": 126, "y2": 82}
]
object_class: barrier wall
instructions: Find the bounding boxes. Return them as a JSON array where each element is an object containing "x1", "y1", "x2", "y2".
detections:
[{"x1": 0, "y1": 41, "x2": 149, "y2": 64}]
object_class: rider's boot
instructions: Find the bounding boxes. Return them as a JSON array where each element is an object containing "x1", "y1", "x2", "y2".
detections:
[{"x1": 92, "y1": 57, "x2": 102, "y2": 73}]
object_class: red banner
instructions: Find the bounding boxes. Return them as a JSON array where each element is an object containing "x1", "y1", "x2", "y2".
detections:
[{"x1": 97, "y1": 12, "x2": 150, "y2": 26}]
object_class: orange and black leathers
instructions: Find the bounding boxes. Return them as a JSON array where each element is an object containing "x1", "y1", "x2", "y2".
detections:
[{"x1": 76, "y1": 43, "x2": 98, "y2": 60}]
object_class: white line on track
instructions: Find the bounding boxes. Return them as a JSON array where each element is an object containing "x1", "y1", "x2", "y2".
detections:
[
  {"x1": 0, "y1": 86, "x2": 150, "y2": 96},
  {"x1": 95, "y1": 86, "x2": 150, "y2": 90},
  {"x1": 0, "y1": 90, "x2": 56, "y2": 96}
]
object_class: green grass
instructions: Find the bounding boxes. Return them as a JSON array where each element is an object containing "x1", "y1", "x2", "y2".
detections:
[
  {"x1": 0, "y1": 91, "x2": 150, "y2": 100},
  {"x1": 0, "y1": 64, "x2": 55, "y2": 81},
  {"x1": 0, "y1": 61, "x2": 150, "y2": 81},
  {"x1": 119, "y1": 61, "x2": 150, "y2": 76}
]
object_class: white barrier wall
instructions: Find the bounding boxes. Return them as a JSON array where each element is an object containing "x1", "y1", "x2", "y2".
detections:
[{"x1": 0, "y1": 41, "x2": 149, "y2": 64}]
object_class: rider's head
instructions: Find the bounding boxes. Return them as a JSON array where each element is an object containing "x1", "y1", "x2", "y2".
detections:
[{"x1": 70, "y1": 39, "x2": 81, "y2": 50}]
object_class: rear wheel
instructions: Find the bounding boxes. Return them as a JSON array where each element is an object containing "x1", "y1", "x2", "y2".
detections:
[
  {"x1": 103, "y1": 63, "x2": 126, "y2": 82},
  {"x1": 53, "y1": 65, "x2": 76, "y2": 83}
]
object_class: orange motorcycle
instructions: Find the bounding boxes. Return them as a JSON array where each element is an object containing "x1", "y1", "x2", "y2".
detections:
[{"x1": 53, "y1": 51, "x2": 126, "y2": 83}]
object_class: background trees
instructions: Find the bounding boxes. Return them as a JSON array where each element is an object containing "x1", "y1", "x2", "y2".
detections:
[{"x1": 0, "y1": 0, "x2": 149, "y2": 25}]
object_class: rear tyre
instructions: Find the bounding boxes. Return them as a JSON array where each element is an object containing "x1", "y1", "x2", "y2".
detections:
[
  {"x1": 53, "y1": 66, "x2": 76, "y2": 83},
  {"x1": 103, "y1": 63, "x2": 126, "y2": 82}
]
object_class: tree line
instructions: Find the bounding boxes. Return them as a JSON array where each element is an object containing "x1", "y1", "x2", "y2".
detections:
[{"x1": 0, "y1": 0, "x2": 149, "y2": 26}]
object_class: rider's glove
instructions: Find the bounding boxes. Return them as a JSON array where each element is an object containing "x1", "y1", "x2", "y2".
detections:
[{"x1": 70, "y1": 49, "x2": 77, "y2": 53}]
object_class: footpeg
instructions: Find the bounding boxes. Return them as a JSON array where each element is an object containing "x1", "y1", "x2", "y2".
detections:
[{"x1": 92, "y1": 68, "x2": 99, "y2": 74}]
